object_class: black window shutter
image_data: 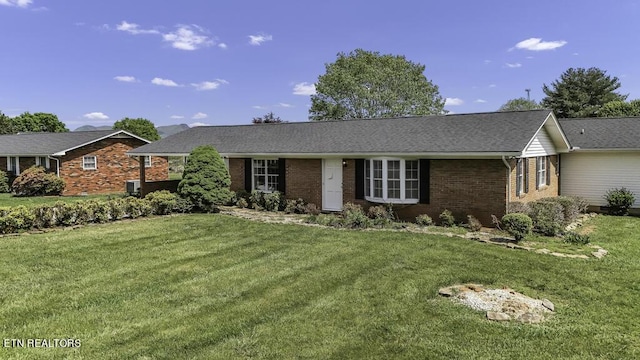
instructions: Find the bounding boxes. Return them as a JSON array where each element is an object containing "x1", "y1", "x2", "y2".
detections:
[
  {"x1": 278, "y1": 158, "x2": 286, "y2": 194},
  {"x1": 546, "y1": 156, "x2": 551, "y2": 186},
  {"x1": 535, "y1": 157, "x2": 540, "y2": 190},
  {"x1": 515, "y1": 159, "x2": 521, "y2": 196},
  {"x1": 524, "y1": 158, "x2": 529, "y2": 193},
  {"x1": 355, "y1": 159, "x2": 364, "y2": 200},
  {"x1": 419, "y1": 159, "x2": 430, "y2": 204},
  {"x1": 244, "y1": 158, "x2": 252, "y2": 192}
]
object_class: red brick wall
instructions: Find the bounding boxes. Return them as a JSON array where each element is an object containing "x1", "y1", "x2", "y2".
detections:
[
  {"x1": 285, "y1": 159, "x2": 322, "y2": 206},
  {"x1": 60, "y1": 138, "x2": 168, "y2": 195},
  {"x1": 228, "y1": 158, "x2": 246, "y2": 192},
  {"x1": 509, "y1": 155, "x2": 559, "y2": 203},
  {"x1": 342, "y1": 158, "x2": 508, "y2": 226}
]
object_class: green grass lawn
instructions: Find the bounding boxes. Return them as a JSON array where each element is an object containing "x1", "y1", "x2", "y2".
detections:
[
  {"x1": 0, "y1": 193, "x2": 120, "y2": 207},
  {"x1": 0, "y1": 214, "x2": 638, "y2": 359}
]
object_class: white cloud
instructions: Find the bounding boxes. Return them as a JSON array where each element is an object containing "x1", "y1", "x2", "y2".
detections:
[
  {"x1": 189, "y1": 122, "x2": 210, "y2": 127},
  {"x1": 506, "y1": 63, "x2": 522, "y2": 68},
  {"x1": 218, "y1": 43, "x2": 228, "y2": 49},
  {"x1": 151, "y1": 77, "x2": 180, "y2": 87},
  {"x1": 483, "y1": 60, "x2": 492, "y2": 64},
  {"x1": 83, "y1": 112, "x2": 109, "y2": 120},
  {"x1": 191, "y1": 79, "x2": 228, "y2": 91},
  {"x1": 114, "y1": 75, "x2": 138, "y2": 83},
  {"x1": 252, "y1": 105, "x2": 267, "y2": 109},
  {"x1": 0, "y1": 0, "x2": 32, "y2": 8},
  {"x1": 513, "y1": 37, "x2": 567, "y2": 51},
  {"x1": 445, "y1": 98, "x2": 464, "y2": 106},
  {"x1": 192, "y1": 112, "x2": 208, "y2": 120},
  {"x1": 163, "y1": 25, "x2": 213, "y2": 51},
  {"x1": 170, "y1": 115, "x2": 185, "y2": 119},
  {"x1": 293, "y1": 82, "x2": 316, "y2": 96},
  {"x1": 116, "y1": 21, "x2": 159, "y2": 35},
  {"x1": 248, "y1": 33, "x2": 273, "y2": 45},
  {"x1": 277, "y1": 103, "x2": 293, "y2": 108},
  {"x1": 489, "y1": 84, "x2": 497, "y2": 88},
  {"x1": 474, "y1": 99, "x2": 487, "y2": 103}
]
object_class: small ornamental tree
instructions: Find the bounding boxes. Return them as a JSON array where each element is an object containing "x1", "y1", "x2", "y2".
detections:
[
  {"x1": 177, "y1": 145, "x2": 232, "y2": 212},
  {"x1": 11, "y1": 166, "x2": 65, "y2": 197}
]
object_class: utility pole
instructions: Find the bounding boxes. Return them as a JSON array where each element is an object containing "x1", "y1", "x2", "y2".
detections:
[{"x1": 525, "y1": 89, "x2": 531, "y2": 101}]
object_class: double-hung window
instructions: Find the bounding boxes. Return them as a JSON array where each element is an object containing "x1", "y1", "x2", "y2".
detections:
[
  {"x1": 516, "y1": 158, "x2": 528, "y2": 196},
  {"x1": 364, "y1": 158, "x2": 419, "y2": 203},
  {"x1": 253, "y1": 159, "x2": 279, "y2": 192},
  {"x1": 536, "y1": 156, "x2": 547, "y2": 188},
  {"x1": 7, "y1": 157, "x2": 18, "y2": 175},
  {"x1": 144, "y1": 156, "x2": 152, "y2": 168},
  {"x1": 83, "y1": 156, "x2": 97, "y2": 170},
  {"x1": 36, "y1": 156, "x2": 49, "y2": 169}
]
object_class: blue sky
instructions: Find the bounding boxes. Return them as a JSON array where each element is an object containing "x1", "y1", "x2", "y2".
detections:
[{"x1": 1, "y1": 0, "x2": 639, "y2": 129}]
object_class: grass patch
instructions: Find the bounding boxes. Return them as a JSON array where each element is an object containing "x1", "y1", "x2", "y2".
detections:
[
  {"x1": 0, "y1": 214, "x2": 638, "y2": 359},
  {"x1": 0, "y1": 193, "x2": 119, "y2": 208}
]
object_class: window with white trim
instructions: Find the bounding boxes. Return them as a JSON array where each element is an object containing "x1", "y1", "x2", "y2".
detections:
[
  {"x1": 36, "y1": 156, "x2": 49, "y2": 169},
  {"x1": 83, "y1": 156, "x2": 97, "y2": 170},
  {"x1": 144, "y1": 156, "x2": 151, "y2": 168},
  {"x1": 252, "y1": 159, "x2": 279, "y2": 192},
  {"x1": 537, "y1": 156, "x2": 547, "y2": 187},
  {"x1": 364, "y1": 158, "x2": 419, "y2": 203},
  {"x1": 7, "y1": 156, "x2": 18, "y2": 175}
]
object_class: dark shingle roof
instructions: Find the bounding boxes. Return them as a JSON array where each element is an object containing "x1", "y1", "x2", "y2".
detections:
[
  {"x1": 0, "y1": 130, "x2": 142, "y2": 156},
  {"x1": 128, "y1": 110, "x2": 554, "y2": 156},
  {"x1": 559, "y1": 117, "x2": 640, "y2": 149}
]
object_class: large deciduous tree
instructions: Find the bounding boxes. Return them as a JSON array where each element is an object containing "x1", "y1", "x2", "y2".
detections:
[
  {"x1": 113, "y1": 117, "x2": 160, "y2": 141},
  {"x1": 541, "y1": 67, "x2": 627, "y2": 118},
  {"x1": 11, "y1": 112, "x2": 68, "y2": 133},
  {"x1": 309, "y1": 49, "x2": 446, "y2": 121},
  {"x1": 498, "y1": 98, "x2": 543, "y2": 112},
  {"x1": 252, "y1": 112, "x2": 284, "y2": 124},
  {"x1": 0, "y1": 112, "x2": 14, "y2": 135},
  {"x1": 599, "y1": 99, "x2": 640, "y2": 117}
]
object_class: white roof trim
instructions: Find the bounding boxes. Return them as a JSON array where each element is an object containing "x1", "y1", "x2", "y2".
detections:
[
  {"x1": 52, "y1": 130, "x2": 151, "y2": 156},
  {"x1": 520, "y1": 112, "x2": 571, "y2": 155},
  {"x1": 127, "y1": 151, "x2": 522, "y2": 159}
]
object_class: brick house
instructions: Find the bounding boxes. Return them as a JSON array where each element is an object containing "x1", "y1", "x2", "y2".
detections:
[
  {"x1": 128, "y1": 110, "x2": 571, "y2": 225},
  {"x1": 0, "y1": 130, "x2": 168, "y2": 195},
  {"x1": 559, "y1": 116, "x2": 640, "y2": 211}
]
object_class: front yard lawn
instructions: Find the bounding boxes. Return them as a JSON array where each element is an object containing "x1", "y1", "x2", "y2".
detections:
[{"x1": 0, "y1": 214, "x2": 638, "y2": 359}]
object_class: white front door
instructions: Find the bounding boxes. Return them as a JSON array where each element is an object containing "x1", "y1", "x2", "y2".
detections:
[{"x1": 322, "y1": 158, "x2": 343, "y2": 211}]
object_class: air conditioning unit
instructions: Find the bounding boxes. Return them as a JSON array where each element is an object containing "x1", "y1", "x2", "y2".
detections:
[{"x1": 126, "y1": 180, "x2": 141, "y2": 194}]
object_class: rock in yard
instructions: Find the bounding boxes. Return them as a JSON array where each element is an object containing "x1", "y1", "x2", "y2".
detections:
[
  {"x1": 542, "y1": 299, "x2": 555, "y2": 312},
  {"x1": 592, "y1": 249, "x2": 608, "y2": 259},
  {"x1": 438, "y1": 287, "x2": 454, "y2": 297},
  {"x1": 517, "y1": 312, "x2": 543, "y2": 324},
  {"x1": 487, "y1": 311, "x2": 511, "y2": 321}
]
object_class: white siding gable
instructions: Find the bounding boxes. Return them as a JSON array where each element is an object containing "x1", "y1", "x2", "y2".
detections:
[
  {"x1": 561, "y1": 152, "x2": 640, "y2": 207},
  {"x1": 522, "y1": 128, "x2": 557, "y2": 157}
]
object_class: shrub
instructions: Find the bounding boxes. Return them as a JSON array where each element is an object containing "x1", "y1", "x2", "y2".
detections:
[
  {"x1": 539, "y1": 196, "x2": 580, "y2": 225},
  {"x1": 263, "y1": 191, "x2": 284, "y2": 212},
  {"x1": 604, "y1": 187, "x2": 636, "y2": 216},
  {"x1": 501, "y1": 213, "x2": 533, "y2": 242},
  {"x1": 0, "y1": 170, "x2": 9, "y2": 193},
  {"x1": 304, "y1": 203, "x2": 320, "y2": 215},
  {"x1": 367, "y1": 204, "x2": 394, "y2": 226},
  {"x1": 439, "y1": 209, "x2": 455, "y2": 227},
  {"x1": 32, "y1": 204, "x2": 56, "y2": 229},
  {"x1": 124, "y1": 197, "x2": 152, "y2": 218},
  {"x1": 11, "y1": 166, "x2": 65, "y2": 197},
  {"x1": 173, "y1": 197, "x2": 194, "y2": 213},
  {"x1": 284, "y1": 198, "x2": 307, "y2": 214},
  {"x1": 145, "y1": 190, "x2": 178, "y2": 215},
  {"x1": 236, "y1": 197, "x2": 249, "y2": 209},
  {"x1": 570, "y1": 196, "x2": 590, "y2": 214},
  {"x1": 528, "y1": 200, "x2": 564, "y2": 236},
  {"x1": 467, "y1": 215, "x2": 482, "y2": 232},
  {"x1": 177, "y1": 145, "x2": 232, "y2": 212},
  {"x1": 235, "y1": 189, "x2": 251, "y2": 205},
  {"x1": 55, "y1": 202, "x2": 78, "y2": 226},
  {"x1": 507, "y1": 201, "x2": 531, "y2": 215},
  {"x1": 341, "y1": 202, "x2": 370, "y2": 229},
  {"x1": 310, "y1": 213, "x2": 343, "y2": 227},
  {"x1": 249, "y1": 190, "x2": 265, "y2": 210},
  {"x1": 563, "y1": 231, "x2": 591, "y2": 245},
  {"x1": 0, "y1": 205, "x2": 35, "y2": 234},
  {"x1": 87, "y1": 200, "x2": 110, "y2": 223},
  {"x1": 415, "y1": 214, "x2": 433, "y2": 226}
]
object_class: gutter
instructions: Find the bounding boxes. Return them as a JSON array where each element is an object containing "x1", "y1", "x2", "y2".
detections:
[{"x1": 502, "y1": 156, "x2": 511, "y2": 214}]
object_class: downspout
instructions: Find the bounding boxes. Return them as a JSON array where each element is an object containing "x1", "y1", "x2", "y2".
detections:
[
  {"x1": 48, "y1": 156, "x2": 60, "y2": 177},
  {"x1": 502, "y1": 156, "x2": 511, "y2": 214}
]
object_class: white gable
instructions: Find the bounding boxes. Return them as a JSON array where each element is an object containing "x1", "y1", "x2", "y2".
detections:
[{"x1": 522, "y1": 127, "x2": 557, "y2": 157}]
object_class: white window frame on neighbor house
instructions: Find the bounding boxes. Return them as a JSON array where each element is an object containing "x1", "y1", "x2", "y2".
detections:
[
  {"x1": 537, "y1": 156, "x2": 547, "y2": 187},
  {"x1": 36, "y1": 156, "x2": 50, "y2": 169},
  {"x1": 83, "y1": 156, "x2": 97, "y2": 170},
  {"x1": 144, "y1": 156, "x2": 152, "y2": 168},
  {"x1": 252, "y1": 159, "x2": 279, "y2": 192},
  {"x1": 364, "y1": 158, "x2": 419, "y2": 204},
  {"x1": 7, "y1": 156, "x2": 19, "y2": 175}
]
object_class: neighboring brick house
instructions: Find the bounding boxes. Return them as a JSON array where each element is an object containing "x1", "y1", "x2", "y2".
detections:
[
  {"x1": 128, "y1": 110, "x2": 571, "y2": 225},
  {"x1": 559, "y1": 117, "x2": 640, "y2": 211},
  {"x1": 0, "y1": 130, "x2": 168, "y2": 195}
]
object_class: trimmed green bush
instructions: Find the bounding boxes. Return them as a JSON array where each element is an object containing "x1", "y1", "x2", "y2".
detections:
[
  {"x1": 284, "y1": 198, "x2": 307, "y2": 214},
  {"x1": 249, "y1": 190, "x2": 265, "y2": 210},
  {"x1": 342, "y1": 203, "x2": 370, "y2": 229},
  {"x1": 145, "y1": 190, "x2": 178, "y2": 215},
  {"x1": 124, "y1": 197, "x2": 152, "y2": 218},
  {"x1": 0, "y1": 205, "x2": 35, "y2": 234},
  {"x1": 0, "y1": 170, "x2": 9, "y2": 193},
  {"x1": 539, "y1": 196, "x2": 580, "y2": 225},
  {"x1": 108, "y1": 198, "x2": 127, "y2": 221},
  {"x1": 466, "y1": 215, "x2": 482, "y2": 232},
  {"x1": 173, "y1": 197, "x2": 194, "y2": 213},
  {"x1": 529, "y1": 200, "x2": 564, "y2": 236},
  {"x1": 439, "y1": 209, "x2": 455, "y2": 227},
  {"x1": 304, "y1": 203, "x2": 320, "y2": 215},
  {"x1": 11, "y1": 166, "x2": 65, "y2": 197},
  {"x1": 32, "y1": 204, "x2": 56, "y2": 229},
  {"x1": 563, "y1": 231, "x2": 590, "y2": 245},
  {"x1": 569, "y1": 196, "x2": 590, "y2": 214},
  {"x1": 263, "y1": 191, "x2": 284, "y2": 212},
  {"x1": 367, "y1": 204, "x2": 394, "y2": 226},
  {"x1": 507, "y1": 201, "x2": 531, "y2": 215},
  {"x1": 415, "y1": 214, "x2": 433, "y2": 226},
  {"x1": 501, "y1": 213, "x2": 533, "y2": 242},
  {"x1": 177, "y1": 145, "x2": 232, "y2": 212},
  {"x1": 604, "y1": 187, "x2": 636, "y2": 216}
]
